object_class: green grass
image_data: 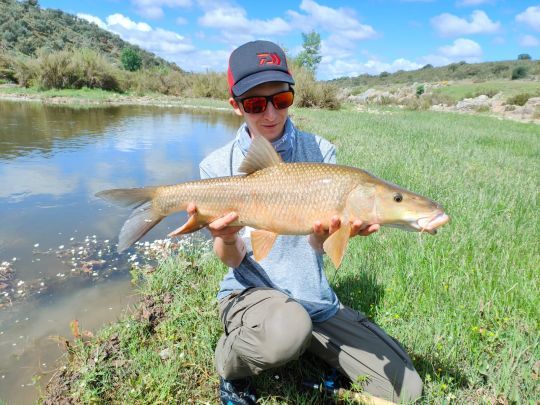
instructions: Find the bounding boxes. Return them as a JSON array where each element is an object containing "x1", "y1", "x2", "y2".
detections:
[
  {"x1": 0, "y1": 86, "x2": 121, "y2": 100},
  {"x1": 431, "y1": 80, "x2": 540, "y2": 103},
  {"x1": 43, "y1": 107, "x2": 539, "y2": 404}
]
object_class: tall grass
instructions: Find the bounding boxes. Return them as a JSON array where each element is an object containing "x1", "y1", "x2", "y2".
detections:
[{"x1": 43, "y1": 105, "x2": 539, "y2": 403}]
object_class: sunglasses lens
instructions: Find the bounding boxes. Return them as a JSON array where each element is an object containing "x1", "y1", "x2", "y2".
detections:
[
  {"x1": 273, "y1": 91, "x2": 294, "y2": 110},
  {"x1": 243, "y1": 97, "x2": 267, "y2": 114}
]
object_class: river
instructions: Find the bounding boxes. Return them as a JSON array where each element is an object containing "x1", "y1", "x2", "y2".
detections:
[{"x1": 0, "y1": 101, "x2": 240, "y2": 403}]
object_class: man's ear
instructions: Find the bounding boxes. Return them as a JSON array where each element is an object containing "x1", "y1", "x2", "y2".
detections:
[{"x1": 229, "y1": 97, "x2": 243, "y2": 117}]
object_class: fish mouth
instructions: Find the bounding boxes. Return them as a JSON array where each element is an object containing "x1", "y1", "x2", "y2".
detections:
[{"x1": 417, "y1": 212, "x2": 450, "y2": 235}]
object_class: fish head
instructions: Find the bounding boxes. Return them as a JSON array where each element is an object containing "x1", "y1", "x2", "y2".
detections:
[{"x1": 373, "y1": 181, "x2": 450, "y2": 234}]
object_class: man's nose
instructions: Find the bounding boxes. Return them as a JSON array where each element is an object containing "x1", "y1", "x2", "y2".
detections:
[{"x1": 263, "y1": 101, "x2": 278, "y2": 119}]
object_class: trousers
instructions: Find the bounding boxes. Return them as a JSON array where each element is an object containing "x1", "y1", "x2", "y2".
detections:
[{"x1": 215, "y1": 288, "x2": 423, "y2": 403}]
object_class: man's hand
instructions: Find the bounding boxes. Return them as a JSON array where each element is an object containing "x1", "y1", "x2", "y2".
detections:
[
  {"x1": 308, "y1": 215, "x2": 380, "y2": 253},
  {"x1": 186, "y1": 202, "x2": 243, "y2": 242},
  {"x1": 186, "y1": 203, "x2": 246, "y2": 267}
]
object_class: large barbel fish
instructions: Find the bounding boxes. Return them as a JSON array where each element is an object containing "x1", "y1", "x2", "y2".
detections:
[{"x1": 96, "y1": 136, "x2": 449, "y2": 268}]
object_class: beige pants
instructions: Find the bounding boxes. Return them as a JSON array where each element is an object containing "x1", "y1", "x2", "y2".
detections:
[{"x1": 215, "y1": 288, "x2": 423, "y2": 403}]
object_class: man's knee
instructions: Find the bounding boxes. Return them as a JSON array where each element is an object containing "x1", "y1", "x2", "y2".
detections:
[
  {"x1": 263, "y1": 300, "x2": 312, "y2": 365},
  {"x1": 398, "y1": 368, "x2": 423, "y2": 403}
]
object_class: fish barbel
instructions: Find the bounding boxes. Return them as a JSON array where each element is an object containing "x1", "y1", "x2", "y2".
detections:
[{"x1": 96, "y1": 136, "x2": 449, "y2": 268}]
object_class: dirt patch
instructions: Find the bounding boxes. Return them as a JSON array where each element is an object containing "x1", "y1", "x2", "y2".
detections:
[{"x1": 135, "y1": 293, "x2": 172, "y2": 332}]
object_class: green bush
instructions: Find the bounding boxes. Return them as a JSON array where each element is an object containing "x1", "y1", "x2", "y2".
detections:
[
  {"x1": 517, "y1": 54, "x2": 531, "y2": 60},
  {"x1": 416, "y1": 84, "x2": 425, "y2": 97},
  {"x1": 121, "y1": 48, "x2": 142, "y2": 72},
  {"x1": 71, "y1": 49, "x2": 121, "y2": 91},
  {"x1": 0, "y1": 51, "x2": 17, "y2": 82},
  {"x1": 506, "y1": 93, "x2": 531, "y2": 106},
  {"x1": 291, "y1": 64, "x2": 341, "y2": 110},
  {"x1": 511, "y1": 66, "x2": 528, "y2": 80},
  {"x1": 189, "y1": 71, "x2": 228, "y2": 99},
  {"x1": 11, "y1": 54, "x2": 39, "y2": 87}
]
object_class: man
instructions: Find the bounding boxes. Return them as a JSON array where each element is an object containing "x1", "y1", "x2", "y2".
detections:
[{"x1": 192, "y1": 40, "x2": 423, "y2": 404}]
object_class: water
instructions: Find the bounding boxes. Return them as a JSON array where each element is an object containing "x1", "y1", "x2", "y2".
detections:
[{"x1": 0, "y1": 101, "x2": 241, "y2": 403}]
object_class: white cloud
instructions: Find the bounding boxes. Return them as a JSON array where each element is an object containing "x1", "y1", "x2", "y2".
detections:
[
  {"x1": 288, "y1": 0, "x2": 376, "y2": 42},
  {"x1": 131, "y1": 0, "x2": 192, "y2": 19},
  {"x1": 431, "y1": 10, "x2": 500, "y2": 37},
  {"x1": 516, "y1": 6, "x2": 540, "y2": 32},
  {"x1": 319, "y1": 56, "x2": 422, "y2": 79},
  {"x1": 520, "y1": 34, "x2": 540, "y2": 47},
  {"x1": 198, "y1": 5, "x2": 291, "y2": 44},
  {"x1": 175, "y1": 16, "x2": 188, "y2": 25},
  {"x1": 456, "y1": 0, "x2": 493, "y2": 6},
  {"x1": 81, "y1": 13, "x2": 196, "y2": 58},
  {"x1": 77, "y1": 13, "x2": 107, "y2": 29},
  {"x1": 422, "y1": 38, "x2": 483, "y2": 66}
]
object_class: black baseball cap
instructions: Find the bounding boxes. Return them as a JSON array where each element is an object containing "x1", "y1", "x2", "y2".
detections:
[{"x1": 227, "y1": 40, "x2": 294, "y2": 97}]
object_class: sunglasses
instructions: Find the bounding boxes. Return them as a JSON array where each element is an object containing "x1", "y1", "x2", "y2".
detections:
[{"x1": 236, "y1": 89, "x2": 294, "y2": 114}]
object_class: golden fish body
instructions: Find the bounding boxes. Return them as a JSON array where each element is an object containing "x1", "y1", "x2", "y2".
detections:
[
  {"x1": 97, "y1": 136, "x2": 449, "y2": 267},
  {"x1": 155, "y1": 163, "x2": 360, "y2": 235}
]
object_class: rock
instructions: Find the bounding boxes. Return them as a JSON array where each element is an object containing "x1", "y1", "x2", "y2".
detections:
[
  {"x1": 159, "y1": 348, "x2": 172, "y2": 360},
  {"x1": 456, "y1": 95, "x2": 492, "y2": 111}
]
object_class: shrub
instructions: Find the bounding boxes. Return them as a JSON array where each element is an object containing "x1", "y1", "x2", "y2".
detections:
[
  {"x1": 416, "y1": 84, "x2": 425, "y2": 97},
  {"x1": 506, "y1": 93, "x2": 531, "y2": 106},
  {"x1": 121, "y1": 48, "x2": 142, "y2": 72},
  {"x1": 190, "y1": 71, "x2": 228, "y2": 99},
  {"x1": 511, "y1": 66, "x2": 528, "y2": 80},
  {"x1": 291, "y1": 64, "x2": 341, "y2": 110},
  {"x1": 517, "y1": 54, "x2": 531, "y2": 60},
  {"x1": 11, "y1": 54, "x2": 39, "y2": 87},
  {"x1": 71, "y1": 49, "x2": 121, "y2": 91},
  {"x1": 0, "y1": 51, "x2": 17, "y2": 83}
]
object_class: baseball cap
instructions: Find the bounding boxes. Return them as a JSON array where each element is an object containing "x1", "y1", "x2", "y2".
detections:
[{"x1": 227, "y1": 40, "x2": 295, "y2": 97}]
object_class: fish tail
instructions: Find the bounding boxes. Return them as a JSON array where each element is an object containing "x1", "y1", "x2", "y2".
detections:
[{"x1": 96, "y1": 187, "x2": 164, "y2": 252}]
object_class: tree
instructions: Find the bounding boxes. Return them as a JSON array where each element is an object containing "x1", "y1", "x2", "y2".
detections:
[
  {"x1": 121, "y1": 47, "x2": 142, "y2": 71},
  {"x1": 296, "y1": 31, "x2": 322, "y2": 74},
  {"x1": 517, "y1": 53, "x2": 531, "y2": 60}
]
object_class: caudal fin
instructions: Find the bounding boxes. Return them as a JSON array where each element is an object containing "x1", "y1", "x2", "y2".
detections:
[{"x1": 96, "y1": 187, "x2": 164, "y2": 252}]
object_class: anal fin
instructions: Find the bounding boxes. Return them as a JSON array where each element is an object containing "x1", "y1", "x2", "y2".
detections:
[
  {"x1": 322, "y1": 221, "x2": 351, "y2": 268},
  {"x1": 251, "y1": 230, "x2": 278, "y2": 262},
  {"x1": 168, "y1": 213, "x2": 207, "y2": 237}
]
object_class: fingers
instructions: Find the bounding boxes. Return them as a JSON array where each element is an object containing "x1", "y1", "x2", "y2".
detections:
[
  {"x1": 187, "y1": 202, "x2": 197, "y2": 216},
  {"x1": 351, "y1": 220, "x2": 380, "y2": 237},
  {"x1": 208, "y1": 212, "x2": 239, "y2": 231},
  {"x1": 329, "y1": 216, "x2": 341, "y2": 235}
]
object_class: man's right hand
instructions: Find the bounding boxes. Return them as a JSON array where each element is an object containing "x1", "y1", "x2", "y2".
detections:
[{"x1": 186, "y1": 203, "x2": 246, "y2": 267}]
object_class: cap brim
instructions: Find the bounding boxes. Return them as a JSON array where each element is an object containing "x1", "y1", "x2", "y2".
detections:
[{"x1": 233, "y1": 70, "x2": 295, "y2": 97}]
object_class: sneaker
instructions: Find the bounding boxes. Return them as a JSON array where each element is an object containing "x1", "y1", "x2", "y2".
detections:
[{"x1": 219, "y1": 376, "x2": 257, "y2": 405}]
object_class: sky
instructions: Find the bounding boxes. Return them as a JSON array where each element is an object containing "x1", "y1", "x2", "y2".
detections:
[{"x1": 38, "y1": 0, "x2": 540, "y2": 79}]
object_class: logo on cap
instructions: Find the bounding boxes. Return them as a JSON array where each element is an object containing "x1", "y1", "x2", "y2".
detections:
[{"x1": 257, "y1": 52, "x2": 281, "y2": 66}]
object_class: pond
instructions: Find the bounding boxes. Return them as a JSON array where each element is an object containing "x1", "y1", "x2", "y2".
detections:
[{"x1": 0, "y1": 101, "x2": 241, "y2": 403}]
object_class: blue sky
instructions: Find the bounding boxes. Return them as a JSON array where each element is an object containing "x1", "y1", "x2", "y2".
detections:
[{"x1": 39, "y1": 0, "x2": 540, "y2": 79}]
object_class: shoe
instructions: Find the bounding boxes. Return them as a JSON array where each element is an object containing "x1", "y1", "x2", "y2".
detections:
[{"x1": 219, "y1": 376, "x2": 257, "y2": 405}]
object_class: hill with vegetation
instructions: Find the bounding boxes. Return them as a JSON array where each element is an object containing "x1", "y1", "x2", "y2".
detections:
[
  {"x1": 0, "y1": 0, "x2": 179, "y2": 71},
  {"x1": 329, "y1": 59, "x2": 540, "y2": 91}
]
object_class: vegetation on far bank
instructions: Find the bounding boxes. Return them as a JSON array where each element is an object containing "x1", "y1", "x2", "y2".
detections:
[{"x1": 42, "y1": 107, "x2": 539, "y2": 404}]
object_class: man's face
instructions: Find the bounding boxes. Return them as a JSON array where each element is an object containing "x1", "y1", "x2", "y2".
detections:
[{"x1": 230, "y1": 82, "x2": 290, "y2": 142}]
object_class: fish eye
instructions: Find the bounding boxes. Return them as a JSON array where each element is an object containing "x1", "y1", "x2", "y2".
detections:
[{"x1": 393, "y1": 193, "x2": 403, "y2": 203}]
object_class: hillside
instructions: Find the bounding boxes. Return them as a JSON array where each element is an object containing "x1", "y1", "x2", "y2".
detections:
[
  {"x1": 330, "y1": 59, "x2": 540, "y2": 90},
  {"x1": 0, "y1": 0, "x2": 180, "y2": 71}
]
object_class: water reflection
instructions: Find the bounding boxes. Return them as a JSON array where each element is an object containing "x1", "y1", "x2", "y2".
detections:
[{"x1": 0, "y1": 101, "x2": 241, "y2": 404}]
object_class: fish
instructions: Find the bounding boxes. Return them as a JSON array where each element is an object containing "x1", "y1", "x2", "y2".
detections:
[{"x1": 96, "y1": 135, "x2": 450, "y2": 268}]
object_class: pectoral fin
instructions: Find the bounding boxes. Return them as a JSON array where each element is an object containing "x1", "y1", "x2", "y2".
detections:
[
  {"x1": 168, "y1": 213, "x2": 207, "y2": 237},
  {"x1": 323, "y1": 222, "x2": 351, "y2": 268},
  {"x1": 251, "y1": 230, "x2": 278, "y2": 262}
]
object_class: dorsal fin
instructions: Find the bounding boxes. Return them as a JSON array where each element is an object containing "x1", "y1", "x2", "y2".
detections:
[{"x1": 238, "y1": 135, "x2": 282, "y2": 174}]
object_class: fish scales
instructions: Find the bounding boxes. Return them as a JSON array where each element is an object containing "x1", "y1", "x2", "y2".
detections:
[{"x1": 154, "y1": 163, "x2": 358, "y2": 234}]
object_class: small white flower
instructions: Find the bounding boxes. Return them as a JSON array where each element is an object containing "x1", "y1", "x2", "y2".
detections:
[
  {"x1": 58, "y1": 245, "x2": 64, "y2": 249},
  {"x1": 34, "y1": 243, "x2": 39, "y2": 248}
]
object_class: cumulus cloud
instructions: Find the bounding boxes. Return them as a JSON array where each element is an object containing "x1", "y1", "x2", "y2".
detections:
[
  {"x1": 516, "y1": 6, "x2": 540, "y2": 32},
  {"x1": 319, "y1": 56, "x2": 422, "y2": 79},
  {"x1": 422, "y1": 38, "x2": 483, "y2": 66},
  {"x1": 131, "y1": 0, "x2": 192, "y2": 19},
  {"x1": 431, "y1": 10, "x2": 500, "y2": 37},
  {"x1": 198, "y1": 4, "x2": 291, "y2": 44},
  {"x1": 520, "y1": 34, "x2": 540, "y2": 47},
  {"x1": 77, "y1": 13, "x2": 107, "y2": 29}
]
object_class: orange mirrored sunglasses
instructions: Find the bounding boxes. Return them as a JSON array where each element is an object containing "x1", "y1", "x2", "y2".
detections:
[{"x1": 236, "y1": 89, "x2": 294, "y2": 114}]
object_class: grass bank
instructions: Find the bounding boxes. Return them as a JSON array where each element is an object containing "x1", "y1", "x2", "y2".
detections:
[{"x1": 43, "y1": 107, "x2": 539, "y2": 403}]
